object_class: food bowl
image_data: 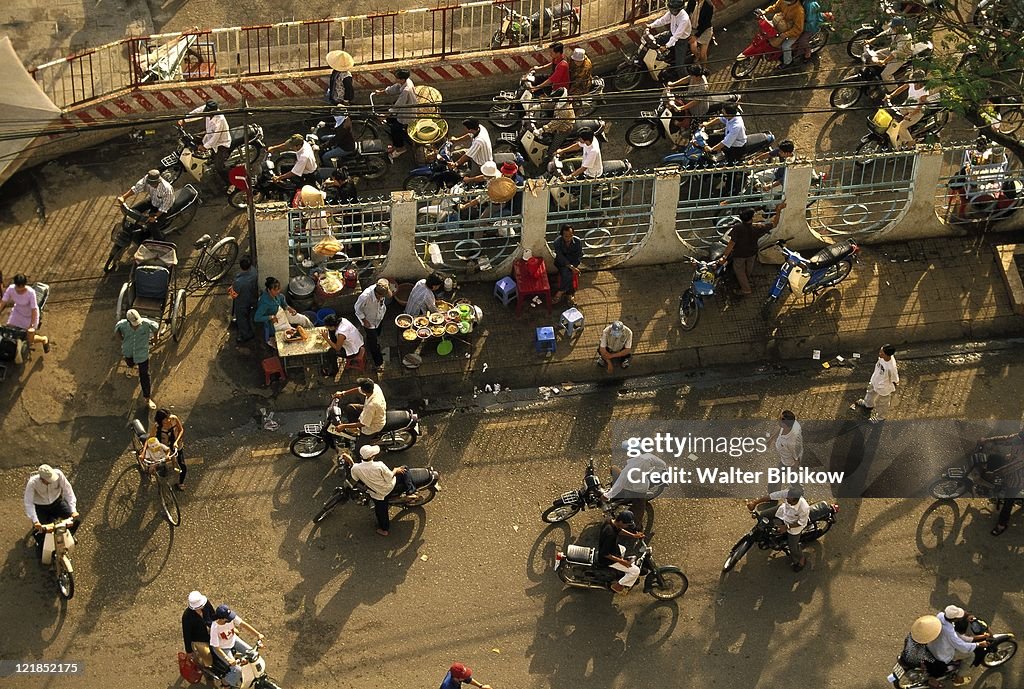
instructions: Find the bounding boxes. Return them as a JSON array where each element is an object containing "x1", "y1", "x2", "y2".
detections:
[
  {"x1": 413, "y1": 315, "x2": 430, "y2": 328},
  {"x1": 430, "y1": 325, "x2": 445, "y2": 337},
  {"x1": 417, "y1": 327, "x2": 432, "y2": 340},
  {"x1": 428, "y1": 312, "x2": 446, "y2": 325},
  {"x1": 402, "y1": 328, "x2": 418, "y2": 341},
  {"x1": 458, "y1": 321, "x2": 472, "y2": 335},
  {"x1": 395, "y1": 314, "x2": 414, "y2": 329},
  {"x1": 457, "y1": 304, "x2": 472, "y2": 318},
  {"x1": 445, "y1": 323, "x2": 459, "y2": 335},
  {"x1": 436, "y1": 300, "x2": 452, "y2": 312}
]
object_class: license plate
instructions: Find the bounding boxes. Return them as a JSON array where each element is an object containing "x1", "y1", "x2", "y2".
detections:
[
  {"x1": 499, "y1": 91, "x2": 516, "y2": 99},
  {"x1": 891, "y1": 663, "x2": 905, "y2": 679},
  {"x1": 554, "y1": 556, "x2": 562, "y2": 570},
  {"x1": 640, "y1": 111, "x2": 657, "y2": 119},
  {"x1": 160, "y1": 155, "x2": 178, "y2": 168}
]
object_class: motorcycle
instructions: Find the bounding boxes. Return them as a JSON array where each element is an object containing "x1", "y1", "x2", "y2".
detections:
[
  {"x1": 554, "y1": 532, "x2": 689, "y2": 600},
  {"x1": 947, "y1": 148, "x2": 1023, "y2": 224},
  {"x1": 661, "y1": 126, "x2": 776, "y2": 170},
  {"x1": 489, "y1": 2, "x2": 580, "y2": 49},
  {"x1": 540, "y1": 457, "x2": 662, "y2": 523},
  {"x1": 39, "y1": 517, "x2": 77, "y2": 600},
  {"x1": 929, "y1": 446, "x2": 1024, "y2": 501},
  {"x1": 403, "y1": 140, "x2": 465, "y2": 196},
  {"x1": 490, "y1": 68, "x2": 606, "y2": 129},
  {"x1": 312, "y1": 452, "x2": 440, "y2": 523},
  {"x1": 304, "y1": 120, "x2": 390, "y2": 180},
  {"x1": 103, "y1": 184, "x2": 201, "y2": 273},
  {"x1": 289, "y1": 409, "x2": 421, "y2": 459},
  {"x1": 195, "y1": 639, "x2": 283, "y2": 689},
  {"x1": 493, "y1": 117, "x2": 609, "y2": 172},
  {"x1": 731, "y1": 8, "x2": 833, "y2": 79},
  {"x1": 625, "y1": 90, "x2": 741, "y2": 149},
  {"x1": 678, "y1": 244, "x2": 730, "y2": 331},
  {"x1": 829, "y1": 41, "x2": 933, "y2": 110},
  {"x1": 854, "y1": 103, "x2": 948, "y2": 163},
  {"x1": 226, "y1": 158, "x2": 301, "y2": 209},
  {"x1": 848, "y1": 0, "x2": 944, "y2": 57},
  {"x1": 0, "y1": 281, "x2": 49, "y2": 379},
  {"x1": 888, "y1": 618, "x2": 1017, "y2": 689},
  {"x1": 723, "y1": 498, "x2": 839, "y2": 572},
  {"x1": 760, "y1": 238, "x2": 860, "y2": 320},
  {"x1": 612, "y1": 30, "x2": 676, "y2": 91},
  {"x1": 547, "y1": 154, "x2": 632, "y2": 210},
  {"x1": 159, "y1": 123, "x2": 265, "y2": 185}
]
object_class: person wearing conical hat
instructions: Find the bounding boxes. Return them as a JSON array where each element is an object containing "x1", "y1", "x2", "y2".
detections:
[{"x1": 325, "y1": 50, "x2": 355, "y2": 105}]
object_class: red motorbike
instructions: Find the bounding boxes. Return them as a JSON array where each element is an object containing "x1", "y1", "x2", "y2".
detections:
[{"x1": 730, "y1": 9, "x2": 833, "y2": 79}]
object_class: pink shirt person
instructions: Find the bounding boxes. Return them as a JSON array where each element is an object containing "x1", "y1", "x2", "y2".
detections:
[{"x1": 2, "y1": 284, "x2": 39, "y2": 329}]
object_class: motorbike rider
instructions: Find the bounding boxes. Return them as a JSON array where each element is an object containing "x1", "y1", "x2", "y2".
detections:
[
  {"x1": 603, "y1": 442, "x2": 668, "y2": 518},
  {"x1": 329, "y1": 378, "x2": 387, "y2": 451},
  {"x1": 322, "y1": 167, "x2": 359, "y2": 205},
  {"x1": 977, "y1": 429, "x2": 1024, "y2": 536},
  {"x1": 318, "y1": 108, "x2": 357, "y2": 165},
  {"x1": 116, "y1": 169, "x2": 175, "y2": 238},
  {"x1": 867, "y1": 16, "x2": 914, "y2": 90},
  {"x1": 749, "y1": 139, "x2": 796, "y2": 190},
  {"x1": 885, "y1": 71, "x2": 940, "y2": 148},
  {"x1": 553, "y1": 129, "x2": 604, "y2": 206},
  {"x1": 666, "y1": 65, "x2": 712, "y2": 142},
  {"x1": 0, "y1": 273, "x2": 50, "y2": 358},
  {"x1": 685, "y1": 0, "x2": 715, "y2": 67},
  {"x1": 176, "y1": 99, "x2": 231, "y2": 187},
  {"x1": 568, "y1": 47, "x2": 593, "y2": 96},
  {"x1": 598, "y1": 510, "x2": 645, "y2": 593},
  {"x1": 182, "y1": 590, "x2": 216, "y2": 665},
  {"x1": 927, "y1": 605, "x2": 991, "y2": 687},
  {"x1": 746, "y1": 484, "x2": 808, "y2": 571},
  {"x1": 648, "y1": 0, "x2": 698, "y2": 78},
  {"x1": 793, "y1": 0, "x2": 826, "y2": 62},
  {"x1": 346, "y1": 444, "x2": 420, "y2": 536},
  {"x1": 702, "y1": 104, "x2": 747, "y2": 164},
  {"x1": 763, "y1": 0, "x2": 804, "y2": 70},
  {"x1": 534, "y1": 87, "x2": 576, "y2": 158},
  {"x1": 449, "y1": 118, "x2": 494, "y2": 180},
  {"x1": 373, "y1": 69, "x2": 419, "y2": 160},
  {"x1": 209, "y1": 604, "x2": 265, "y2": 688},
  {"x1": 267, "y1": 134, "x2": 318, "y2": 189},
  {"x1": 530, "y1": 42, "x2": 571, "y2": 96},
  {"x1": 24, "y1": 464, "x2": 80, "y2": 556}
]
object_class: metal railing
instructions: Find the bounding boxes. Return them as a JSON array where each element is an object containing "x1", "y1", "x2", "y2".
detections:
[
  {"x1": 32, "y1": 0, "x2": 643, "y2": 109},
  {"x1": 287, "y1": 202, "x2": 391, "y2": 280},
  {"x1": 546, "y1": 170, "x2": 657, "y2": 267},
  {"x1": 414, "y1": 186, "x2": 524, "y2": 272},
  {"x1": 807, "y1": 151, "x2": 916, "y2": 240},
  {"x1": 933, "y1": 142, "x2": 1023, "y2": 230},
  {"x1": 674, "y1": 162, "x2": 784, "y2": 253}
]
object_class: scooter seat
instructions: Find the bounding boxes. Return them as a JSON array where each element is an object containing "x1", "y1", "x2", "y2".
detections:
[
  {"x1": 382, "y1": 410, "x2": 413, "y2": 432},
  {"x1": 228, "y1": 124, "x2": 260, "y2": 149},
  {"x1": 406, "y1": 467, "x2": 434, "y2": 488},
  {"x1": 357, "y1": 139, "x2": 387, "y2": 155},
  {"x1": 167, "y1": 185, "x2": 199, "y2": 215},
  {"x1": 808, "y1": 501, "x2": 832, "y2": 521},
  {"x1": 574, "y1": 119, "x2": 604, "y2": 136},
  {"x1": 492, "y1": 152, "x2": 521, "y2": 166},
  {"x1": 706, "y1": 242, "x2": 727, "y2": 261},
  {"x1": 807, "y1": 240, "x2": 857, "y2": 270},
  {"x1": 602, "y1": 160, "x2": 630, "y2": 176},
  {"x1": 542, "y1": 2, "x2": 573, "y2": 20}
]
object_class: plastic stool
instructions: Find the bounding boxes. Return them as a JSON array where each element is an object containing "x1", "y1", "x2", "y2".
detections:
[
  {"x1": 315, "y1": 308, "x2": 336, "y2": 326},
  {"x1": 559, "y1": 307, "x2": 585, "y2": 339},
  {"x1": 344, "y1": 347, "x2": 368, "y2": 373},
  {"x1": 261, "y1": 356, "x2": 287, "y2": 385},
  {"x1": 494, "y1": 276, "x2": 518, "y2": 307},
  {"x1": 535, "y1": 326, "x2": 557, "y2": 354}
]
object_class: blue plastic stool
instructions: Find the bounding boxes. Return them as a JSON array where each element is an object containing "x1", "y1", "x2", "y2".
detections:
[
  {"x1": 535, "y1": 326, "x2": 556, "y2": 354},
  {"x1": 315, "y1": 307, "x2": 336, "y2": 326},
  {"x1": 494, "y1": 276, "x2": 518, "y2": 307},
  {"x1": 559, "y1": 307, "x2": 585, "y2": 339}
]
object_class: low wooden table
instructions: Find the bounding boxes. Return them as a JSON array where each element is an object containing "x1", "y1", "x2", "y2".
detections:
[{"x1": 275, "y1": 326, "x2": 333, "y2": 378}]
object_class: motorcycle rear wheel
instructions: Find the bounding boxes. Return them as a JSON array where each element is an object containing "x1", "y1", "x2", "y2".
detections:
[
  {"x1": 612, "y1": 63, "x2": 643, "y2": 92},
  {"x1": 290, "y1": 433, "x2": 328, "y2": 459},
  {"x1": 362, "y1": 156, "x2": 388, "y2": 180},
  {"x1": 312, "y1": 491, "x2": 346, "y2": 524},
  {"x1": 929, "y1": 477, "x2": 970, "y2": 500},
  {"x1": 802, "y1": 518, "x2": 833, "y2": 542},
  {"x1": 846, "y1": 27, "x2": 876, "y2": 59},
  {"x1": 542, "y1": 503, "x2": 582, "y2": 523},
  {"x1": 625, "y1": 121, "x2": 661, "y2": 148},
  {"x1": 256, "y1": 676, "x2": 284, "y2": 689},
  {"x1": 809, "y1": 260, "x2": 852, "y2": 292},
  {"x1": 57, "y1": 569, "x2": 75, "y2": 600},
  {"x1": 678, "y1": 289, "x2": 701, "y2": 331},
  {"x1": 490, "y1": 30, "x2": 507, "y2": 50},
  {"x1": 830, "y1": 85, "x2": 862, "y2": 110},
  {"x1": 854, "y1": 137, "x2": 885, "y2": 165},
  {"x1": 402, "y1": 486, "x2": 437, "y2": 507},
  {"x1": 403, "y1": 175, "x2": 438, "y2": 196},
  {"x1": 730, "y1": 56, "x2": 759, "y2": 80},
  {"x1": 808, "y1": 27, "x2": 830, "y2": 55},
  {"x1": 380, "y1": 430, "x2": 417, "y2": 452},
  {"x1": 982, "y1": 638, "x2": 1018, "y2": 667},
  {"x1": 161, "y1": 164, "x2": 184, "y2": 185},
  {"x1": 723, "y1": 534, "x2": 754, "y2": 572},
  {"x1": 228, "y1": 188, "x2": 269, "y2": 210},
  {"x1": 648, "y1": 568, "x2": 689, "y2": 600},
  {"x1": 489, "y1": 97, "x2": 519, "y2": 129}
]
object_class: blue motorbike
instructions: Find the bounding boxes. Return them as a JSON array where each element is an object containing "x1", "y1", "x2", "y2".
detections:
[
  {"x1": 678, "y1": 243, "x2": 730, "y2": 331},
  {"x1": 403, "y1": 140, "x2": 463, "y2": 195},
  {"x1": 662, "y1": 127, "x2": 775, "y2": 169},
  {"x1": 761, "y1": 239, "x2": 860, "y2": 320}
]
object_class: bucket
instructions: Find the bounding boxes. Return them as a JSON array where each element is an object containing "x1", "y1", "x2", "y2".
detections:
[
  {"x1": 288, "y1": 275, "x2": 316, "y2": 312},
  {"x1": 394, "y1": 283, "x2": 414, "y2": 306}
]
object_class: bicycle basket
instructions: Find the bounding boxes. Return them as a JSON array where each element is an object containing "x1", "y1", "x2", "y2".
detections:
[{"x1": 303, "y1": 423, "x2": 324, "y2": 434}]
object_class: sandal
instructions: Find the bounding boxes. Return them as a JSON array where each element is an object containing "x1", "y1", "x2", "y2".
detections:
[
  {"x1": 952, "y1": 677, "x2": 971, "y2": 687},
  {"x1": 991, "y1": 523, "x2": 1009, "y2": 536}
]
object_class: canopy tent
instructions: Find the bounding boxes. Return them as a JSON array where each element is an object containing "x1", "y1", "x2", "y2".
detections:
[{"x1": 0, "y1": 36, "x2": 62, "y2": 186}]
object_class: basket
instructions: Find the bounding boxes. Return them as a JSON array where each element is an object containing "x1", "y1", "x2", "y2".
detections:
[{"x1": 869, "y1": 108, "x2": 894, "y2": 133}]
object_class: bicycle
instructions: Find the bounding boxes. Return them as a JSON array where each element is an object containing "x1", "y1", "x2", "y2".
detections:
[
  {"x1": 130, "y1": 419, "x2": 182, "y2": 527},
  {"x1": 183, "y1": 232, "x2": 239, "y2": 291}
]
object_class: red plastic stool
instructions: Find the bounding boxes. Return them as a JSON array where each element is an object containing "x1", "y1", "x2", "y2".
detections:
[
  {"x1": 344, "y1": 347, "x2": 368, "y2": 374},
  {"x1": 262, "y1": 356, "x2": 287, "y2": 385}
]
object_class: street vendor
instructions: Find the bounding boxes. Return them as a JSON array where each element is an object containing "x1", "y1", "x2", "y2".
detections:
[{"x1": 403, "y1": 274, "x2": 444, "y2": 316}]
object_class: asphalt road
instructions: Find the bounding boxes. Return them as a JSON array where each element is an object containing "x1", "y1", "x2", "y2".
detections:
[{"x1": 2, "y1": 344, "x2": 1022, "y2": 689}]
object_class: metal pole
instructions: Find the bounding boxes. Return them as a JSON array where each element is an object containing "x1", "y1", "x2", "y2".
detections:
[{"x1": 243, "y1": 99, "x2": 257, "y2": 262}]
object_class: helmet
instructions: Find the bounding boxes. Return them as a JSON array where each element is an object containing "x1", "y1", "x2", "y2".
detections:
[
  {"x1": 890, "y1": 16, "x2": 906, "y2": 28},
  {"x1": 667, "y1": 0, "x2": 685, "y2": 11}
]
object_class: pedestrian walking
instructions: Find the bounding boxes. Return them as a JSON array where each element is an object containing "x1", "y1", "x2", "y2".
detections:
[
  {"x1": 229, "y1": 256, "x2": 258, "y2": 344},
  {"x1": 115, "y1": 308, "x2": 160, "y2": 409},
  {"x1": 354, "y1": 278, "x2": 392, "y2": 372},
  {"x1": 772, "y1": 410, "x2": 803, "y2": 474},
  {"x1": 851, "y1": 344, "x2": 899, "y2": 423},
  {"x1": 440, "y1": 663, "x2": 493, "y2": 689}
]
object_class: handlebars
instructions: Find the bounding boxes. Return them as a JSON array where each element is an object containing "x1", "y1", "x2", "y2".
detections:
[{"x1": 42, "y1": 517, "x2": 76, "y2": 533}]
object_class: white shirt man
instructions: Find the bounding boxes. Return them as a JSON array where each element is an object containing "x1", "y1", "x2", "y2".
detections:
[
  {"x1": 649, "y1": 9, "x2": 693, "y2": 47},
  {"x1": 24, "y1": 465, "x2": 78, "y2": 526},
  {"x1": 351, "y1": 453, "x2": 400, "y2": 500},
  {"x1": 855, "y1": 345, "x2": 899, "y2": 422},
  {"x1": 928, "y1": 606, "x2": 983, "y2": 682},
  {"x1": 870, "y1": 353, "x2": 899, "y2": 396},
  {"x1": 359, "y1": 383, "x2": 387, "y2": 435},
  {"x1": 773, "y1": 490, "x2": 810, "y2": 534},
  {"x1": 353, "y1": 282, "x2": 389, "y2": 331},
  {"x1": 403, "y1": 278, "x2": 439, "y2": 316},
  {"x1": 721, "y1": 114, "x2": 748, "y2": 149},
  {"x1": 605, "y1": 453, "x2": 668, "y2": 500},
  {"x1": 185, "y1": 104, "x2": 231, "y2": 151},
  {"x1": 334, "y1": 317, "x2": 364, "y2": 357},
  {"x1": 775, "y1": 418, "x2": 803, "y2": 468},
  {"x1": 580, "y1": 137, "x2": 603, "y2": 178},
  {"x1": 128, "y1": 174, "x2": 175, "y2": 214},
  {"x1": 292, "y1": 140, "x2": 318, "y2": 177},
  {"x1": 465, "y1": 124, "x2": 493, "y2": 168}
]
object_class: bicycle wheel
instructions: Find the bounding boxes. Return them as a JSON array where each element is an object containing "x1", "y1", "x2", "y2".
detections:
[
  {"x1": 199, "y1": 237, "x2": 239, "y2": 284},
  {"x1": 170, "y1": 289, "x2": 187, "y2": 342},
  {"x1": 158, "y1": 476, "x2": 182, "y2": 526}
]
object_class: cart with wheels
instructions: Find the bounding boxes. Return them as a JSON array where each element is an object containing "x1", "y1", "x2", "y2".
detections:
[{"x1": 115, "y1": 241, "x2": 187, "y2": 343}]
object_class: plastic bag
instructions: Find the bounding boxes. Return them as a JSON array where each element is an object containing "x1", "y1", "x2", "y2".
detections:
[
  {"x1": 178, "y1": 652, "x2": 203, "y2": 684},
  {"x1": 313, "y1": 234, "x2": 342, "y2": 257}
]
